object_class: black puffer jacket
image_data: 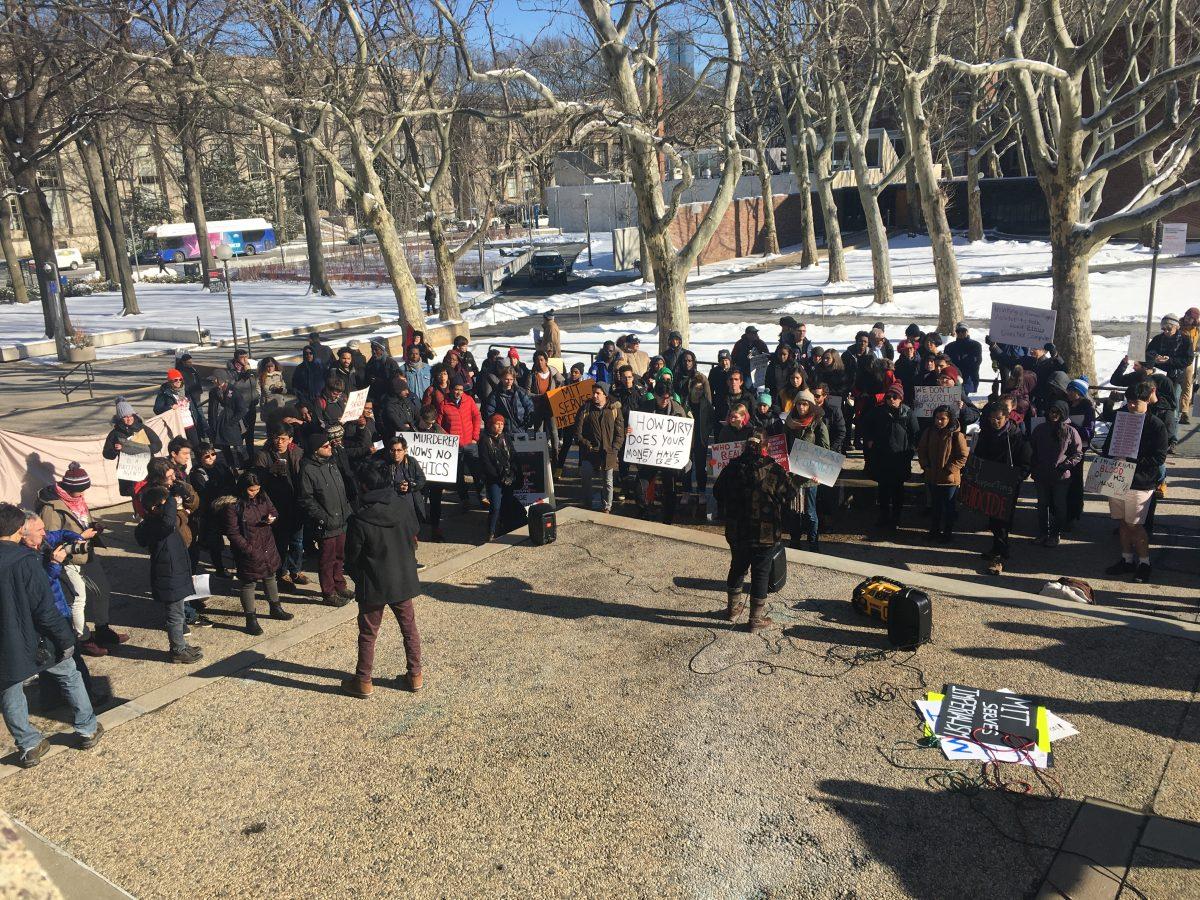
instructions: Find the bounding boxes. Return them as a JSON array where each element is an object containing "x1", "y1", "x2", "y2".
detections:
[
  {"x1": 299, "y1": 453, "x2": 354, "y2": 537},
  {"x1": 862, "y1": 402, "x2": 920, "y2": 481},
  {"x1": 134, "y1": 496, "x2": 194, "y2": 604},
  {"x1": 0, "y1": 541, "x2": 74, "y2": 686},
  {"x1": 345, "y1": 487, "x2": 420, "y2": 605}
]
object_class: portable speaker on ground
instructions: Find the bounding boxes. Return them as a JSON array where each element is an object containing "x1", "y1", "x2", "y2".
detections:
[
  {"x1": 528, "y1": 504, "x2": 557, "y2": 545},
  {"x1": 887, "y1": 587, "x2": 932, "y2": 650},
  {"x1": 768, "y1": 543, "x2": 787, "y2": 593}
]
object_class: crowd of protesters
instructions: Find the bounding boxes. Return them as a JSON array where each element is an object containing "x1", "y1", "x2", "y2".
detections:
[{"x1": 2, "y1": 306, "x2": 1192, "y2": 767}]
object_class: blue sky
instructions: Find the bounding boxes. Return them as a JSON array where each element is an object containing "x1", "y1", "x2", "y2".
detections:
[{"x1": 478, "y1": 0, "x2": 574, "y2": 42}]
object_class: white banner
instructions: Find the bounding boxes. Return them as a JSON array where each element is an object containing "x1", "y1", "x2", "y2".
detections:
[
  {"x1": 623, "y1": 410, "x2": 695, "y2": 470},
  {"x1": 1109, "y1": 411, "x2": 1145, "y2": 460},
  {"x1": 399, "y1": 431, "x2": 460, "y2": 484},
  {"x1": 989, "y1": 302, "x2": 1057, "y2": 350},
  {"x1": 115, "y1": 449, "x2": 151, "y2": 482},
  {"x1": 340, "y1": 388, "x2": 369, "y2": 423},
  {"x1": 1085, "y1": 456, "x2": 1133, "y2": 499},
  {"x1": 787, "y1": 440, "x2": 845, "y2": 487},
  {"x1": 914, "y1": 385, "x2": 961, "y2": 418}
]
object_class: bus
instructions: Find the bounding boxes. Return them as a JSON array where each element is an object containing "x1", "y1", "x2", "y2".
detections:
[{"x1": 145, "y1": 217, "x2": 277, "y2": 263}]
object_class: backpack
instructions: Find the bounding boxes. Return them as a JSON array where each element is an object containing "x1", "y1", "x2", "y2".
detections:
[{"x1": 1039, "y1": 577, "x2": 1095, "y2": 605}]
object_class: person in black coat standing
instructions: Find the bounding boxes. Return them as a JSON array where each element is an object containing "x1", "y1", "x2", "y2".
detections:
[
  {"x1": 945, "y1": 323, "x2": 983, "y2": 395},
  {"x1": 862, "y1": 384, "x2": 919, "y2": 530},
  {"x1": 298, "y1": 432, "x2": 355, "y2": 606},
  {"x1": 341, "y1": 462, "x2": 423, "y2": 698},
  {"x1": 0, "y1": 504, "x2": 101, "y2": 768},
  {"x1": 134, "y1": 489, "x2": 203, "y2": 664},
  {"x1": 223, "y1": 473, "x2": 292, "y2": 635},
  {"x1": 207, "y1": 375, "x2": 249, "y2": 470},
  {"x1": 253, "y1": 426, "x2": 309, "y2": 590}
]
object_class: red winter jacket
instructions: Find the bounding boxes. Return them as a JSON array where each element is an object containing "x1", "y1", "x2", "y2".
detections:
[{"x1": 438, "y1": 394, "x2": 482, "y2": 446}]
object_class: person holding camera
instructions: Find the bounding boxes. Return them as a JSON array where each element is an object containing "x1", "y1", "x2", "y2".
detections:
[
  {"x1": 223, "y1": 473, "x2": 293, "y2": 635},
  {"x1": 298, "y1": 432, "x2": 355, "y2": 607}
]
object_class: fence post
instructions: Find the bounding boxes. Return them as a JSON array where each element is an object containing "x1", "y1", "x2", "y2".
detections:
[{"x1": 244, "y1": 318, "x2": 251, "y2": 352}]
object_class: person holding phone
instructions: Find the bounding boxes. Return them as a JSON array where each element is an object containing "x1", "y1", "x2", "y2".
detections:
[{"x1": 222, "y1": 473, "x2": 293, "y2": 635}]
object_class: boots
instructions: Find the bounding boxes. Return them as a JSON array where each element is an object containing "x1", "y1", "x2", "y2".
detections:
[
  {"x1": 986, "y1": 555, "x2": 1003, "y2": 576},
  {"x1": 725, "y1": 590, "x2": 747, "y2": 623},
  {"x1": 747, "y1": 597, "x2": 774, "y2": 633},
  {"x1": 269, "y1": 602, "x2": 294, "y2": 621},
  {"x1": 341, "y1": 676, "x2": 373, "y2": 699},
  {"x1": 404, "y1": 671, "x2": 423, "y2": 692},
  {"x1": 245, "y1": 616, "x2": 263, "y2": 636}
]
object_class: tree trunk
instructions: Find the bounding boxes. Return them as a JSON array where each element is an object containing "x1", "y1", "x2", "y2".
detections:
[
  {"x1": 966, "y1": 94, "x2": 984, "y2": 242},
  {"x1": 13, "y1": 165, "x2": 66, "y2": 343},
  {"x1": 788, "y1": 111, "x2": 819, "y2": 268},
  {"x1": 0, "y1": 203, "x2": 28, "y2": 303},
  {"x1": 904, "y1": 79, "x2": 963, "y2": 334},
  {"x1": 1048, "y1": 182, "x2": 1095, "y2": 380},
  {"x1": 810, "y1": 131, "x2": 847, "y2": 283},
  {"x1": 905, "y1": 156, "x2": 922, "y2": 231},
  {"x1": 751, "y1": 125, "x2": 779, "y2": 256},
  {"x1": 296, "y1": 139, "x2": 334, "y2": 296},
  {"x1": 179, "y1": 121, "x2": 214, "y2": 287},
  {"x1": 95, "y1": 128, "x2": 139, "y2": 315},
  {"x1": 834, "y1": 84, "x2": 893, "y2": 304},
  {"x1": 627, "y1": 135, "x2": 686, "y2": 351},
  {"x1": 427, "y1": 212, "x2": 462, "y2": 321},
  {"x1": 77, "y1": 137, "x2": 119, "y2": 281}
]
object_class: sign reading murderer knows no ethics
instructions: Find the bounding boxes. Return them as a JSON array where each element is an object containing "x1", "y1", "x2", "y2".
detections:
[
  {"x1": 399, "y1": 431, "x2": 459, "y2": 484},
  {"x1": 988, "y1": 302, "x2": 1057, "y2": 350},
  {"x1": 623, "y1": 410, "x2": 694, "y2": 470}
]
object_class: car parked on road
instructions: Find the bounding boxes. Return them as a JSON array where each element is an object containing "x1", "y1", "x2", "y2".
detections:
[
  {"x1": 55, "y1": 247, "x2": 85, "y2": 270},
  {"x1": 530, "y1": 250, "x2": 569, "y2": 285},
  {"x1": 347, "y1": 228, "x2": 379, "y2": 245}
]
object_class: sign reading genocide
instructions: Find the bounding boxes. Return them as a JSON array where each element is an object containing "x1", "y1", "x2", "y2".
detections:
[
  {"x1": 933, "y1": 683, "x2": 1044, "y2": 750},
  {"x1": 340, "y1": 388, "x2": 369, "y2": 423},
  {"x1": 399, "y1": 431, "x2": 460, "y2": 484},
  {"x1": 959, "y1": 455, "x2": 1024, "y2": 520},
  {"x1": 623, "y1": 410, "x2": 695, "y2": 470},
  {"x1": 1084, "y1": 455, "x2": 1132, "y2": 499},
  {"x1": 766, "y1": 434, "x2": 791, "y2": 471},
  {"x1": 787, "y1": 440, "x2": 844, "y2": 487},
  {"x1": 914, "y1": 385, "x2": 962, "y2": 418},
  {"x1": 989, "y1": 302, "x2": 1057, "y2": 350},
  {"x1": 115, "y1": 448, "x2": 152, "y2": 482},
  {"x1": 547, "y1": 379, "x2": 595, "y2": 430},
  {"x1": 1109, "y1": 411, "x2": 1145, "y2": 460}
]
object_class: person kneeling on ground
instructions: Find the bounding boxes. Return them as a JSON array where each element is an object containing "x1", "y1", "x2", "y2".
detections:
[
  {"x1": 712, "y1": 429, "x2": 798, "y2": 633},
  {"x1": 1104, "y1": 382, "x2": 1169, "y2": 584},
  {"x1": 341, "y1": 461, "x2": 423, "y2": 698},
  {"x1": 133, "y1": 488, "x2": 203, "y2": 665}
]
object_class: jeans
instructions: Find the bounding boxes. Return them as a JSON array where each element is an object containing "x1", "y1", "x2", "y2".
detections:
[
  {"x1": 580, "y1": 460, "x2": 614, "y2": 510},
  {"x1": 876, "y1": 478, "x2": 906, "y2": 523},
  {"x1": 239, "y1": 576, "x2": 280, "y2": 615},
  {"x1": 801, "y1": 484, "x2": 820, "y2": 543},
  {"x1": 929, "y1": 484, "x2": 958, "y2": 535},
  {"x1": 1170, "y1": 382, "x2": 1182, "y2": 442},
  {"x1": 1035, "y1": 481, "x2": 1069, "y2": 537},
  {"x1": 356, "y1": 601, "x2": 421, "y2": 681},
  {"x1": 274, "y1": 521, "x2": 304, "y2": 578},
  {"x1": 2, "y1": 656, "x2": 97, "y2": 752},
  {"x1": 485, "y1": 481, "x2": 515, "y2": 536},
  {"x1": 458, "y1": 444, "x2": 480, "y2": 501},
  {"x1": 727, "y1": 542, "x2": 775, "y2": 600},
  {"x1": 165, "y1": 599, "x2": 188, "y2": 652},
  {"x1": 318, "y1": 533, "x2": 347, "y2": 597}
]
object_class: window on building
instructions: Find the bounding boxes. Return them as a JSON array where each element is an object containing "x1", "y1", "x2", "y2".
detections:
[{"x1": 866, "y1": 137, "x2": 880, "y2": 168}]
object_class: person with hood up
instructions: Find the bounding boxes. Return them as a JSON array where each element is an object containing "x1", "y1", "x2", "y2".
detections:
[
  {"x1": 292, "y1": 346, "x2": 327, "y2": 409},
  {"x1": 205, "y1": 374, "x2": 249, "y2": 469},
  {"x1": 378, "y1": 375, "x2": 419, "y2": 441},
  {"x1": 971, "y1": 401, "x2": 1032, "y2": 575},
  {"x1": 482, "y1": 366, "x2": 535, "y2": 434},
  {"x1": 575, "y1": 382, "x2": 625, "y2": 513},
  {"x1": 862, "y1": 383, "x2": 919, "y2": 531},
  {"x1": 154, "y1": 367, "x2": 206, "y2": 443},
  {"x1": 340, "y1": 461, "x2": 423, "y2": 698},
  {"x1": 1064, "y1": 378, "x2": 1096, "y2": 531},
  {"x1": 783, "y1": 389, "x2": 828, "y2": 551},
  {"x1": 708, "y1": 350, "x2": 734, "y2": 428},
  {"x1": 298, "y1": 432, "x2": 355, "y2": 606},
  {"x1": 222, "y1": 472, "x2": 293, "y2": 634},
  {"x1": 662, "y1": 330, "x2": 686, "y2": 374},
  {"x1": 1029, "y1": 399, "x2": 1083, "y2": 547},
  {"x1": 945, "y1": 324, "x2": 983, "y2": 395},
  {"x1": 917, "y1": 404, "x2": 969, "y2": 543},
  {"x1": 1179, "y1": 307, "x2": 1200, "y2": 424},
  {"x1": 103, "y1": 397, "x2": 164, "y2": 495},
  {"x1": 364, "y1": 340, "x2": 401, "y2": 406},
  {"x1": 134, "y1": 487, "x2": 204, "y2": 664},
  {"x1": 478, "y1": 413, "x2": 519, "y2": 540}
]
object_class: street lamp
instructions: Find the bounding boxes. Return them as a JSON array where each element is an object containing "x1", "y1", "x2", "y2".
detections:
[
  {"x1": 215, "y1": 242, "x2": 237, "y2": 352},
  {"x1": 581, "y1": 192, "x2": 593, "y2": 267}
]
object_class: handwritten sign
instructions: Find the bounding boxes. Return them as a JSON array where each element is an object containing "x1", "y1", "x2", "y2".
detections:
[
  {"x1": 115, "y1": 449, "x2": 151, "y2": 482},
  {"x1": 766, "y1": 434, "x2": 791, "y2": 471},
  {"x1": 709, "y1": 440, "x2": 744, "y2": 477},
  {"x1": 934, "y1": 683, "x2": 1044, "y2": 750},
  {"x1": 914, "y1": 385, "x2": 961, "y2": 418},
  {"x1": 959, "y1": 455, "x2": 1024, "y2": 521},
  {"x1": 989, "y1": 302, "x2": 1057, "y2": 350},
  {"x1": 1162, "y1": 221, "x2": 1188, "y2": 255},
  {"x1": 1109, "y1": 411, "x2": 1145, "y2": 460},
  {"x1": 1128, "y1": 329, "x2": 1147, "y2": 361},
  {"x1": 1085, "y1": 456, "x2": 1133, "y2": 499},
  {"x1": 623, "y1": 410, "x2": 695, "y2": 470},
  {"x1": 340, "y1": 388, "x2": 369, "y2": 423},
  {"x1": 787, "y1": 440, "x2": 844, "y2": 487},
  {"x1": 400, "y1": 431, "x2": 460, "y2": 483},
  {"x1": 547, "y1": 378, "x2": 595, "y2": 430}
]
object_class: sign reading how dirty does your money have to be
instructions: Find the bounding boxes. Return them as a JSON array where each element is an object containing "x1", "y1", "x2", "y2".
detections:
[{"x1": 623, "y1": 411, "x2": 695, "y2": 470}]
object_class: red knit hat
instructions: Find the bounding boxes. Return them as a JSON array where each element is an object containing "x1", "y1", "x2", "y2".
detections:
[
  {"x1": 488, "y1": 413, "x2": 506, "y2": 430},
  {"x1": 60, "y1": 462, "x2": 91, "y2": 492},
  {"x1": 167, "y1": 368, "x2": 183, "y2": 380},
  {"x1": 885, "y1": 383, "x2": 905, "y2": 400},
  {"x1": 507, "y1": 347, "x2": 520, "y2": 360}
]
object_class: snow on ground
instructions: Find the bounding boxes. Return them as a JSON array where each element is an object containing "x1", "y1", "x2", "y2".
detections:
[{"x1": 616, "y1": 235, "x2": 1190, "y2": 314}]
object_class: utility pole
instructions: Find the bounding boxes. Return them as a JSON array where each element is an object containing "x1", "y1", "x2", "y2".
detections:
[
  {"x1": 1145, "y1": 221, "x2": 1164, "y2": 340},
  {"x1": 581, "y1": 193, "x2": 593, "y2": 266}
]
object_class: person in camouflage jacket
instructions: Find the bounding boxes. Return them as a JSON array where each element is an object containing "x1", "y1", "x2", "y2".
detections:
[{"x1": 712, "y1": 430, "x2": 798, "y2": 632}]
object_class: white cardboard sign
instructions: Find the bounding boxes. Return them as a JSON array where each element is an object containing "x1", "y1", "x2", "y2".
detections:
[
  {"x1": 340, "y1": 388, "x2": 369, "y2": 423},
  {"x1": 1127, "y1": 329, "x2": 1147, "y2": 361},
  {"x1": 914, "y1": 385, "x2": 961, "y2": 418},
  {"x1": 623, "y1": 410, "x2": 695, "y2": 470},
  {"x1": 989, "y1": 302, "x2": 1057, "y2": 350},
  {"x1": 399, "y1": 431, "x2": 460, "y2": 483},
  {"x1": 1085, "y1": 456, "x2": 1133, "y2": 499},
  {"x1": 115, "y1": 449, "x2": 151, "y2": 482},
  {"x1": 708, "y1": 440, "x2": 744, "y2": 477},
  {"x1": 1109, "y1": 411, "x2": 1145, "y2": 460},
  {"x1": 1162, "y1": 222, "x2": 1188, "y2": 255},
  {"x1": 787, "y1": 440, "x2": 845, "y2": 487}
]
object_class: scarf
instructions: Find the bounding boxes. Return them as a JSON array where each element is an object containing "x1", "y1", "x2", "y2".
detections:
[
  {"x1": 55, "y1": 484, "x2": 90, "y2": 525},
  {"x1": 793, "y1": 410, "x2": 815, "y2": 428}
]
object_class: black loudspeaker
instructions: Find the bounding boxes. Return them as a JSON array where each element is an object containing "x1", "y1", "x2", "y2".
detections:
[
  {"x1": 528, "y1": 505, "x2": 557, "y2": 546},
  {"x1": 887, "y1": 588, "x2": 932, "y2": 650},
  {"x1": 768, "y1": 543, "x2": 787, "y2": 593}
]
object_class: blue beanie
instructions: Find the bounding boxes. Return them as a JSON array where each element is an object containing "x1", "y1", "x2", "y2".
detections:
[{"x1": 1068, "y1": 378, "x2": 1089, "y2": 396}]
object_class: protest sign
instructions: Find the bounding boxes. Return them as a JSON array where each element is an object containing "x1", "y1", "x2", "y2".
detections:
[
  {"x1": 183, "y1": 574, "x2": 211, "y2": 603},
  {"x1": 787, "y1": 440, "x2": 844, "y2": 487},
  {"x1": 547, "y1": 379, "x2": 595, "y2": 430},
  {"x1": 1109, "y1": 411, "x2": 1145, "y2": 460},
  {"x1": 989, "y1": 302, "x2": 1057, "y2": 350},
  {"x1": 178, "y1": 405, "x2": 194, "y2": 429},
  {"x1": 115, "y1": 448, "x2": 151, "y2": 482},
  {"x1": 914, "y1": 385, "x2": 961, "y2": 418},
  {"x1": 917, "y1": 698, "x2": 1051, "y2": 768},
  {"x1": 340, "y1": 388, "x2": 369, "y2": 423},
  {"x1": 1127, "y1": 329, "x2": 1147, "y2": 360},
  {"x1": 1162, "y1": 221, "x2": 1188, "y2": 255},
  {"x1": 933, "y1": 683, "x2": 1046, "y2": 750},
  {"x1": 513, "y1": 432, "x2": 554, "y2": 506},
  {"x1": 708, "y1": 440, "x2": 743, "y2": 477},
  {"x1": 1084, "y1": 456, "x2": 1133, "y2": 499},
  {"x1": 400, "y1": 431, "x2": 460, "y2": 483},
  {"x1": 959, "y1": 455, "x2": 1024, "y2": 520},
  {"x1": 623, "y1": 410, "x2": 694, "y2": 470},
  {"x1": 766, "y1": 434, "x2": 790, "y2": 471}
]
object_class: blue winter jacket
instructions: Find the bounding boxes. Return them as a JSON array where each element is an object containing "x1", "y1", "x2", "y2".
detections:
[{"x1": 42, "y1": 529, "x2": 81, "y2": 618}]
